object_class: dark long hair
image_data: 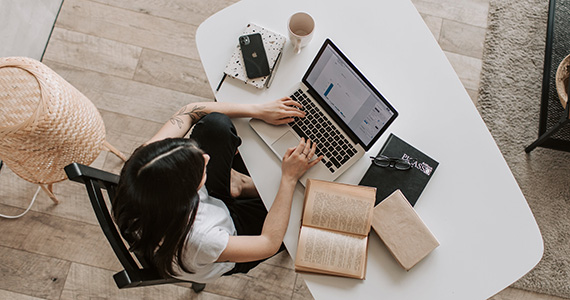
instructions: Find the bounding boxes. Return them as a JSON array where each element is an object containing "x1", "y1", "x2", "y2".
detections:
[{"x1": 112, "y1": 138, "x2": 205, "y2": 278}]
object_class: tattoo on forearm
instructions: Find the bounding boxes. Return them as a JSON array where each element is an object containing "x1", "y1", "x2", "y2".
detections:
[{"x1": 169, "y1": 105, "x2": 208, "y2": 129}]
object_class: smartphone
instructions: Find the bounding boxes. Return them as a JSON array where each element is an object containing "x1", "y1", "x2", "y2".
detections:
[{"x1": 239, "y1": 33, "x2": 270, "y2": 79}]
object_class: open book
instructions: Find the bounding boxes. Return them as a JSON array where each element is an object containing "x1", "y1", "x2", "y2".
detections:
[{"x1": 294, "y1": 179, "x2": 376, "y2": 279}]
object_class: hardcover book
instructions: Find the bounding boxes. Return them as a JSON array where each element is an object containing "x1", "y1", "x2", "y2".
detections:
[
  {"x1": 294, "y1": 179, "x2": 376, "y2": 279},
  {"x1": 359, "y1": 133, "x2": 438, "y2": 206},
  {"x1": 371, "y1": 189, "x2": 439, "y2": 270}
]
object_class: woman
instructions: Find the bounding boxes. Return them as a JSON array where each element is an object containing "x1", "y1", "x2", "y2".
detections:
[{"x1": 112, "y1": 97, "x2": 321, "y2": 283}]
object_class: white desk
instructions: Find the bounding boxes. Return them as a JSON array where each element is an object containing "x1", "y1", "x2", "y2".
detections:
[{"x1": 196, "y1": 0, "x2": 544, "y2": 299}]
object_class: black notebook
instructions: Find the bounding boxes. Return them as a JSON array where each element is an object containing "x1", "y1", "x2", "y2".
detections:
[{"x1": 359, "y1": 134, "x2": 438, "y2": 206}]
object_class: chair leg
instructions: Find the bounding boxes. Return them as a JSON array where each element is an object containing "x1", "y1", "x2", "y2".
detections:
[
  {"x1": 103, "y1": 141, "x2": 127, "y2": 161},
  {"x1": 191, "y1": 283, "x2": 206, "y2": 293},
  {"x1": 40, "y1": 183, "x2": 59, "y2": 204}
]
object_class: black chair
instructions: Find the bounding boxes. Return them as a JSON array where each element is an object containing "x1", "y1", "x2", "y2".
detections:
[{"x1": 64, "y1": 162, "x2": 206, "y2": 293}]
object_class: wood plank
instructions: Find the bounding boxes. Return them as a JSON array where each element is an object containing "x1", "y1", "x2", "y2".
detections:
[
  {"x1": 42, "y1": 59, "x2": 211, "y2": 124},
  {"x1": 98, "y1": 109, "x2": 163, "y2": 155},
  {"x1": 439, "y1": 19, "x2": 487, "y2": 59},
  {"x1": 0, "y1": 154, "x2": 105, "y2": 226},
  {"x1": 89, "y1": 0, "x2": 238, "y2": 26},
  {"x1": 263, "y1": 250, "x2": 295, "y2": 270},
  {"x1": 0, "y1": 246, "x2": 70, "y2": 300},
  {"x1": 133, "y1": 48, "x2": 215, "y2": 99},
  {"x1": 467, "y1": 88, "x2": 479, "y2": 105},
  {"x1": 197, "y1": 262, "x2": 298, "y2": 300},
  {"x1": 42, "y1": 27, "x2": 142, "y2": 79},
  {"x1": 60, "y1": 263, "x2": 238, "y2": 300},
  {"x1": 0, "y1": 203, "x2": 121, "y2": 271},
  {"x1": 55, "y1": 0, "x2": 200, "y2": 60},
  {"x1": 444, "y1": 50, "x2": 482, "y2": 91},
  {"x1": 420, "y1": 13, "x2": 443, "y2": 40},
  {"x1": 201, "y1": 273, "x2": 250, "y2": 299},
  {"x1": 241, "y1": 263, "x2": 296, "y2": 300},
  {"x1": 200, "y1": 258, "x2": 297, "y2": 299},
  {"x1": 292, "y1": 274, "x2": 314, "y2": 300},
  {"x1": 0, "y1": 289, "x2": 45, "y2": 300},
  {"x1": 411, "y1": 0, "x2": 489, "y2": 28}
]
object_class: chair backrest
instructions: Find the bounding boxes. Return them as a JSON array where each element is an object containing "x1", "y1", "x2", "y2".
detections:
[{"x1": 64, "y1": 163, "x2": 183, "y2": 289}]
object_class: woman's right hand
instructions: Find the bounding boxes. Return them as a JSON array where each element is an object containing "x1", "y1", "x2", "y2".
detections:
[
  {"x1": 281, "y1": 138, "x2": 322, "y2": 182},
  {"x1": 253, "y1": 97, "x2": 305, "y2": 125}
]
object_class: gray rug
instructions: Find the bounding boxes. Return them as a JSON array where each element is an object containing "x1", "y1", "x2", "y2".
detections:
[{"x1": 478, "y1": 0, "x2": 570, "y2": 298}]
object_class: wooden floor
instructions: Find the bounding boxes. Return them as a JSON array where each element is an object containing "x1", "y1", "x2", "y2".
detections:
[{"x1": 0, "y1": 0, "x2": 567, "y2": 299}]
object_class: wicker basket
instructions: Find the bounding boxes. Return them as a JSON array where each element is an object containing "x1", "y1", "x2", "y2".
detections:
[
  {"x1": 0, "y1": 57, "x2": 125, "y2": 203},
  {"x1": 556, "y1": 54, "x2": 570, "y2": 109}
]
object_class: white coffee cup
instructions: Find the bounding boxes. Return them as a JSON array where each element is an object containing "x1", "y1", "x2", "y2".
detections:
[{"x1": 288, "y1": 12, "x2": 315, "y2": 54}]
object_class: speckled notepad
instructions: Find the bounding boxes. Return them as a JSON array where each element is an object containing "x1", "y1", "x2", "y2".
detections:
[{"x1": 224, "y1": 23, "x2": 286, "y2": 89}]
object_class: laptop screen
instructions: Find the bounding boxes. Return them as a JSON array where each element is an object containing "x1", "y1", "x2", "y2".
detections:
[{"x1": 303, "y1": 39, "x2": 397, "y2": 149}]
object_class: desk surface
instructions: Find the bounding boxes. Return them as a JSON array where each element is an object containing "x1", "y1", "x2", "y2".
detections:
[{"x1": 196, "y1": 0, "x2": 543, "y2": 299}]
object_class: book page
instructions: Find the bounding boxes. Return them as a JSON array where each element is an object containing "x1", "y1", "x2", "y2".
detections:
[
  {"x1": 303, "y1": 180, "x2": 376, "y2": 236},
  {"x1": 295, "y1": 226, "x2": 367, "y2": 279}
]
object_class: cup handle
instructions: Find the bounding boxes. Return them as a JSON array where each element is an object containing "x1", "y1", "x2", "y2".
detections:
[{"x1": 294, "y1": 44, "x2": 301, "y2": 54}]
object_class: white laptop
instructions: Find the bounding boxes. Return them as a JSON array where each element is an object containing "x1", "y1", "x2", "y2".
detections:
[{"x1": 250, "y1": 39, "x2": 398, "y2": 185}]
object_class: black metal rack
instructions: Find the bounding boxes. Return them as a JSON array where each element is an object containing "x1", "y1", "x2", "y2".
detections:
[{"x1": 526, "y1": 0, "x2": 570, "y2": 152}]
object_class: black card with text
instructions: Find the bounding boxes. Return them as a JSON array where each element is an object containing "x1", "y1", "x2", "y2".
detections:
[{"x1": 359, "y1": 134, "x2": 438, "y2": 206}]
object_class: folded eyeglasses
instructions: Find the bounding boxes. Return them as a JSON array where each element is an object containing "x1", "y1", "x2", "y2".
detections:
[{"x1": 370, "y1": 155, "x2": 411, "y2": 170}]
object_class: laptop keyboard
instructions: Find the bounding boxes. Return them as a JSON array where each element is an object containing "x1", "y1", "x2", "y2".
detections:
[{"x1": 289, "y1": 89, "x2": 357, "y2": 173}]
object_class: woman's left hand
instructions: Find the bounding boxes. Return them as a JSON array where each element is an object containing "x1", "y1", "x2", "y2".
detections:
[{"x1": 254, "y1": 97, "x2": 306, "y2": 125}]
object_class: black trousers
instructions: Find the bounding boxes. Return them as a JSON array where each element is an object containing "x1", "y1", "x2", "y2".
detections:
[{"x1": 189, "y1": 112, "x2": 280, "y2": 274}]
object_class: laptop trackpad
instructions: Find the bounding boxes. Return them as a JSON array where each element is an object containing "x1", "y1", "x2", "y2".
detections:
[{"x1": 272, "y1": 131, "x2": 300, "y2": 158}]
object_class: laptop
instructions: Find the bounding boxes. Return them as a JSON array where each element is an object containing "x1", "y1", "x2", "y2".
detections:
[{"x1": 250, "y1": 39, "x2": 398, "y2": 185}]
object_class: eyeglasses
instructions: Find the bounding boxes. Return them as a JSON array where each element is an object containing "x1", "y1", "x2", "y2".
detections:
[{"x1": 370, "y1": 155, "x2": 411, "y2": 170}]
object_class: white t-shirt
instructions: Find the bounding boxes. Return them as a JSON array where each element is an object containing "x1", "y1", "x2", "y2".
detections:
[{"x1": 173, "y1": 186, "x2": 236, "y2": 283}]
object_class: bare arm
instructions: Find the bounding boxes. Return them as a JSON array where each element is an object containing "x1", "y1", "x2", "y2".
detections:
[
  {"x1": 146, "y1": 98, "x2": 305, "y2": 145},
  {"x1": 217, "y1": 138, "x2": 322, "y2": 262}
]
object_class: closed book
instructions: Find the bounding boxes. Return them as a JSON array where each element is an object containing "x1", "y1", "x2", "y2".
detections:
[
  {"x1": 359, "y1": 133, "x2": 438, "y2": 206},
  {"x1": 223, "y1": 23, "x2": 286, "y2": 89},
  {"x1": 371, "y1": 190, "x2": 439, "y2": 270}
]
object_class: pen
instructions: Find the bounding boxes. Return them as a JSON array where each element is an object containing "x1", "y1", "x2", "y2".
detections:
[
  {"x1": 216, "y1": 74, "x2": 227, "y2": 92},
  {"x1": 266, "y1": 52, "x2": 282, "y2": 88}
]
